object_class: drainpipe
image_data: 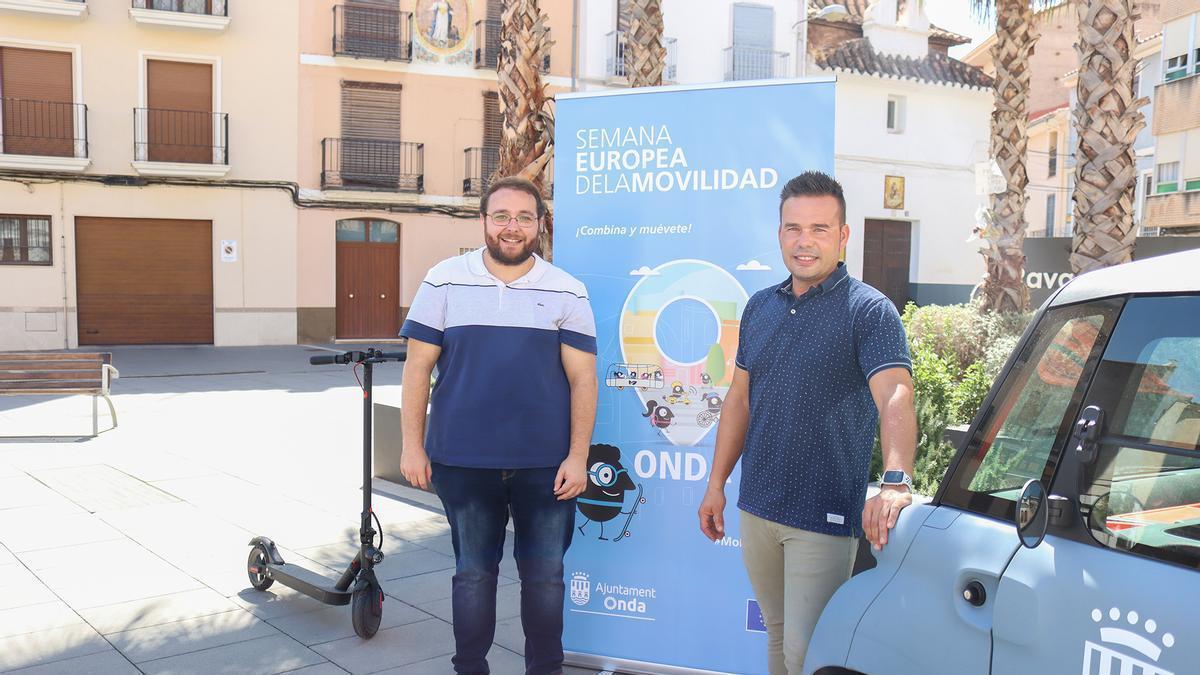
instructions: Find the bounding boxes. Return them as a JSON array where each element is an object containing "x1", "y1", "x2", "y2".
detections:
[
  {"x1": 570, "y1": 0, "x2": 579, "y2": 91},
  {"x1": 59, "y1": 183, "x2": 69, "y2": 349}
]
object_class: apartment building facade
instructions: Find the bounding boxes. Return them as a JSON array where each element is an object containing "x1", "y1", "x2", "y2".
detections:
[
  {"x1": 1145, "y1": 0, "x2": 1200, "y2": 234},
  {"x1": 295, "y1": 0, "x2": 573, "y2": 343},
  {"x1": 0, "y1": 0, "x2": 300, "y2": 350}
]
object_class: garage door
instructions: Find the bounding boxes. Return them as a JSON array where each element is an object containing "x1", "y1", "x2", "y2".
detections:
[{"x1": 75, "y1": 217, "x2": 213, "y2": 345}]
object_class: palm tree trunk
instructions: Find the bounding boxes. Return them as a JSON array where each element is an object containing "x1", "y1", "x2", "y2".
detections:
[
  {"x1": 1069, "y1": 0, "x2": 1146, "y2": 273},
  {"x1": 980, "y1": 0, "x2": 1036, "y2": 314},
  {"x1": 496, "y1": 0, "x2": 556, "y2": 257},
  {"x1": 625, "y1": 0, "x2": 666, "y2": 88}
]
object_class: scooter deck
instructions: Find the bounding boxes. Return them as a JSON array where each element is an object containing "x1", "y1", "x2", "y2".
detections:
[{"x1": 268, "y1": 563, "x2": 353, "y2": 606}]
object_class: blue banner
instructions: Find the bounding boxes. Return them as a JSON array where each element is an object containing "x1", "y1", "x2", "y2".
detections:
[{"x1": 554, "y1": 80, "x2": 836, "y2": 674}]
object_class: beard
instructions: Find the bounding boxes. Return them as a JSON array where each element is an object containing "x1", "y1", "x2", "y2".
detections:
[{"x1": 484, "y1": 230, "x2": 537, "y2": 265}]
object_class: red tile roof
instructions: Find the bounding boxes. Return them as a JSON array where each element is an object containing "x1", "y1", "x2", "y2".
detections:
[{"x1": 815, "y1": 38, "x2": 994, "y2": 89}]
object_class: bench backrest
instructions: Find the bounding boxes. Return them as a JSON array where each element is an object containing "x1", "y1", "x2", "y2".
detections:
[{"x1": 0, "y1": 352, "x2": 114, "y2": 395}]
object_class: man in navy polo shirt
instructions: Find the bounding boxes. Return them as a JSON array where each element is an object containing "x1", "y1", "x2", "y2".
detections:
[
  {"x1": 399, "y1": 176, "x2": 598, "y2": 675},
  {"x1": 698, "y1": 171, "x2": 916, "y2": 674}
]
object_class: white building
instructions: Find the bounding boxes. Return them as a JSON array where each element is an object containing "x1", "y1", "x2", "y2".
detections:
[{"x1": 572, "y1": 0, "x2": 993, "y2": 306}]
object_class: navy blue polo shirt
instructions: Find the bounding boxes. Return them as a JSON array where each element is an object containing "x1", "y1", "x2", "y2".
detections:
[{"x1": 735, "y1": 263, "x2": 911, "y2": 537}]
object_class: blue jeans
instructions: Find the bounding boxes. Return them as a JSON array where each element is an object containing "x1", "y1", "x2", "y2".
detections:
[{"x1": 431, "y1": 463, "x2": 575, "y2": 675}]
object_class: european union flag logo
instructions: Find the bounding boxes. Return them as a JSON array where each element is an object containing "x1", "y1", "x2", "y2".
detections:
[{"x1": 746, "y1": 599, "x2": 766, "y2": 633}]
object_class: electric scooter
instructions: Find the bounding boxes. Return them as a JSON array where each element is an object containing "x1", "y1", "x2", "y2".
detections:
[{"x1": 245, "y1": 348, "x2": 406, "y2": 639}]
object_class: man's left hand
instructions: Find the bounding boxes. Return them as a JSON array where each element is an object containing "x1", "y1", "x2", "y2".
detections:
[
  {"x1": 554, "y1": 454, "x2": 587, "y2": 501},
  {"x1": 862, "y1": 486, "x2": 912, "y2": 551}
]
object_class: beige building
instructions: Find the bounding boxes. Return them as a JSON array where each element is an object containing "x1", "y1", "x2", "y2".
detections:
[
  {"x1": 1, "y1": 0, "x2": 299, "y2": 350},
  {"x1": 0, "y1": 0, "x2": 578, "y2": 351},
  {"x1": 295, "y1": 0, "x2": 572, "y2": 344},
  {"x1": 1145, "y1": 0, "x2": 1200, "y2": 234}
]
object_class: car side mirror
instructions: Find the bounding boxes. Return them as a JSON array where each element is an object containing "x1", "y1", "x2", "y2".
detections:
[{"x1": 1016, "y1": 479, "x2": 1049, "y2": 549}]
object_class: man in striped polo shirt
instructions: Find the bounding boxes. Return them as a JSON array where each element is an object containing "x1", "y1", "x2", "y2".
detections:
[{"x1": 399, "y1": 176, "x2": 597, "y2": 675}]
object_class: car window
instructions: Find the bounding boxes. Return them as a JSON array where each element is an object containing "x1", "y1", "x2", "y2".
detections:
[
  {"x1": 1079, "y1": 295, "x2": 1200, "y2": 569},
  {"x1": 941, "y1": 300, "x2": 1120, "y2": 519}
]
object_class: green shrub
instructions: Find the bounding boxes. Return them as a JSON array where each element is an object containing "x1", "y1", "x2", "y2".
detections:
[{"x1": 869, "y1": 300, "x2": 1034, "y2": 495}]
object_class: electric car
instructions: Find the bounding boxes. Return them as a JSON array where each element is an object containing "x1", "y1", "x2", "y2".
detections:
[{"x1": 805, "y1": 248, "x2": 1200, "y2": 675}]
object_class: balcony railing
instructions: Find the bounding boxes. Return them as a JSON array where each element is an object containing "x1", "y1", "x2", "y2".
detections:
[
  {"x1": 333, "y1": 5, "x2": 412, "y2": 62},
  {"x1": 132, "y1": 0, "x2": 227, "y2": 16},
  {"x1": 134, "y1": 108, "x2": 228, "y2": 164},
  {"x1": 474, "y1": 19, "x2": 501, "y2": 69},
  {"x1": 322, "y1": 138, "x2": 423, "y2": 193},
  {"x1": 605, "y1": 31, "x2": 678, "y2": 82},
  {"x1": 463, "y1": 146, "x2": 500, "y2": 196},
  {"x1": 0, "y1": 99, "x2": 88, "y2": 159},
  {"x1": 724, "y1": 46, "x2": 789, "y2": 81}
]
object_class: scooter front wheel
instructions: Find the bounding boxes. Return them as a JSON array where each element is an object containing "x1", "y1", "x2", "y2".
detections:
[
  {"x1": 246, "y1": 545, "x2": 274, "y2": 591},
  {"x1": 352, "y1": 580, "x2": 384, "y2": 639}
]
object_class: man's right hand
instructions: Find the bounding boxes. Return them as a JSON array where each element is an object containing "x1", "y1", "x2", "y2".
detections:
[
  {"x1": 401, "y1": 447, "x2": 432, "y2": 490},
  {"x1": 698, "y1": 487, "x2": 727, "y2": 541}
]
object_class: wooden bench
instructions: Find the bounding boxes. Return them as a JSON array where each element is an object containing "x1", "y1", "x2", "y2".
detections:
[{"x1": 0, "y1": 352, "x2": 120, "y2": 436}]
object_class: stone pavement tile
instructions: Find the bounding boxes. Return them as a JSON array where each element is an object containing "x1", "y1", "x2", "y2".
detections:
[
  {"x1": 295, "y1": 539, "x2": 423, "y2": 572},
  {"x1": 17, "y1": 537, "x2": 160, "y2": 572},
  {"x1": 416, "y1": 582, "x2": 522, "y2": 624},
  {"x1": 232, "y1": 586, "x2": 331, "y2": 621},
  {"x1": 382, "y1": 646, "x2": 526, "y2": 675},
  {"x1": 137, "y1": 633, "x2": 326, "y2": 675},
  {"x1": 0, "y1": 563, "x2": 58, "y2": 611},
  {"x1": 386, "y1": 517, "x2": 451, "y2": 542},
  {"x1": 32, "y1": 556, "x2": 202, "y2": 610},
  {"x1": 312, "y1": 618, "x2": 455, "y2": 674},
  {"x1": 0, "y1": 509, "x2": 124, "y2": 553},
  {"x1": 0, "y1": 545, "x2": 14, "y2": 566},
  {"x1": 409, "y1": 534, "x2": 453, "y2": 556},
  {"x1": 372, "y1": 548, "x2": 455, "y2": 582},
  {"x1": 79, "y1": 587, "x2": 241, "y2": 635},
  {"x1": 29, "y1": 465, "x2": 180, "y2": 513},
  {"x1": 0, "y1": 622, "x2": 111, "y2": 671},
  {"x1": 281, "y1": 664, "x2": 349, "y2": 675},
  {"x1": 103, "y1": 450, "x2": 217, "y2": 483},
  {"x1": 3, "y1": 649, "x2": 140, "y2": 675},
  {"x1": 377, "y1": 568, "x2": 455, "y2": 606},
  {"x1": 106, "y1": 608, "x2": 279, "y2": 663},
  {"x1": 490, "y1": 616, "x2": 526, "y2": 656},
  {"x1": 0, "y1": 600, "x2": 84, "y2": 639},
  {"x1": 0, "y1": 475, "x2": 70, "y2": 511},
  {"x1": 266, "y1": 599, "x2": 432, "y2": 646}
]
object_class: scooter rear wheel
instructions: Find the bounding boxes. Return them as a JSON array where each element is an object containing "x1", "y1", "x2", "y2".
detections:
[
  {"x1": 246, "y1": 545, "x2": 274, "y2": 591},
  {"x1": 352, "y1": 580, "x2": 384, "y2": 639}
]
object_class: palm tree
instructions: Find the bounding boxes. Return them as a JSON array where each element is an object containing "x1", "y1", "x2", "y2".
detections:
[
  {"x1": 972, "y1": 0, "x2": 1055, "y2": 314},
  {"x1": 1068, "y1": 0, "x2": 1146, "y2": 274},
  {"x1": 495, "y1": 0, "x2": 556, "y2": 256},
  {"x1": 624, "y1": 0, "x2": 666, "y2": 88}
]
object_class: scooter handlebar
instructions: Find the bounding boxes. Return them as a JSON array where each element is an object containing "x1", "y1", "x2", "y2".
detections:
[
  {"x1": 377, "y1": 351, "x2": 407, "y2": 362},
  {"x1": 309, "y1": 354, "x2": 342, "y2": 365},
  {"x1": 309, "y1": 349, "x2": 406, "y2": 366}
]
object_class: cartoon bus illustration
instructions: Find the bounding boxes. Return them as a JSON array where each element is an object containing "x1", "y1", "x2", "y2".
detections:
[{"x1": 604, "y1": 363, "x2": 664, "y2": 392}]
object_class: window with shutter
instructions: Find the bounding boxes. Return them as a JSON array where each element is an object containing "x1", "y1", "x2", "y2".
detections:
[
  {"x1": 0, "y1": 47, "x2": 74, "y2": 157},
  {"x1": 340, "y1": 81, "x2": 403, "y2": 187}
]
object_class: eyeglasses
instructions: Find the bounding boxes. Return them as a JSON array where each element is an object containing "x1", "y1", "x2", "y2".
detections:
[
  {"x1": 588, "y1": 463, "x2": 628, "y2": 488},
  {"x1": 487, "y1": 212, "x2": 538, "y2": 228}
]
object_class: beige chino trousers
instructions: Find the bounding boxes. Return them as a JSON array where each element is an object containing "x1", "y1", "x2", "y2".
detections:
[{"x1": 740, "y1": 509, "x2": 858, "y2": 675}]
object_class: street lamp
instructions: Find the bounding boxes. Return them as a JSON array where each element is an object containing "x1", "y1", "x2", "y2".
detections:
[{"x1": 797, "y1": 3, "x2": 850, "y2": 77}]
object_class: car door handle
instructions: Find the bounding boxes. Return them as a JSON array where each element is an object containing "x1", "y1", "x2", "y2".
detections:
[{"x1": 962, "y1": 580, "x2": 987, "y2": 607}]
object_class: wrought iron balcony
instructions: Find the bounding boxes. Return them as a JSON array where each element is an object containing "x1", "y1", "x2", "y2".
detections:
[
  {"x1": 605, "y1": 31, "x2": 678, "y2": 82},
  {"x1": 322, "y1": 138, "x2": 423, "y2": 193},
  {"x1": 474, "y1": 19, "x2": 501, "y2": 69},
  {"x1": 723, "y1": 46, "x2": 789, "y2": 81},
  {"x1": 333, "y1": 4, "x2": 412, "y2": 62},
  {"x1": 134, "y1": 108, "x2": 228, "y2": 165},
  {"x1": 0, "y1": 99, "x2": 88, "y2": 159},
  {"x1": 131, "y1": 0, "x2": 227, "y2": 16},
  {"x1": 463, "y1": 146, "x2": 500, "y2": 196}
]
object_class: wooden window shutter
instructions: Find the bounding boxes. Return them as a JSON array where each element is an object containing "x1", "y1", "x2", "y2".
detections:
[
  {"x1": 341, "y1": 80, "x2": 402, "y2": 140},
  {"x1": 482, "y1": 92, "x2": 501, "y2": 149},
  {"x1": 0, "y1": 48, "x2": 74, "y2": 157}
]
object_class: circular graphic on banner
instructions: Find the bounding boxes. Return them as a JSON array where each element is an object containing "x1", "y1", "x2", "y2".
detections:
[
  {"x1": 617, "y1": 259, "x2": 749, "y2": 447},
  {"x1": 414, "y1": 0, "x2": 470, "y2": 54}
]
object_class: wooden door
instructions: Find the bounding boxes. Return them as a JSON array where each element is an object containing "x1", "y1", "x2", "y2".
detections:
[
  {"x1": 335, "y1": 220, "x2": 400, "y2": 339},
  {"x1": 146, "y1": 60, "x2": 212, "y2": 164},
  {"x1": 862, "y1": 219, "x2": 912, "y2": 310},
  {"x1": 0, "y1": 47, "x2": 74, "y2": 157},
  {"x1": 75, "y1": 217, "x2": 213, "y2": 345}
]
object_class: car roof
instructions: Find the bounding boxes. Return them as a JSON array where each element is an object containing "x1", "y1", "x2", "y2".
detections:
[{"x1": 1049, "y1": 247, "x2": 1200, "y2": 307}]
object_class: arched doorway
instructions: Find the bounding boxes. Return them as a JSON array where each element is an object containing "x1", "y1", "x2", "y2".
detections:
[{"x1": 335, "y1": 218, "x2": 400, "y2": 338}]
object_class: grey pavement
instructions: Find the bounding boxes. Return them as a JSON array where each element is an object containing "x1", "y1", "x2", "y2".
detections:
[{"x1": 0, "y1": 345, "x2": 616, "y2": 675}]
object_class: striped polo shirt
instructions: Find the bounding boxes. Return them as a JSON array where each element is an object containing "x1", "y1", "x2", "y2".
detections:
[{"x1": 400, "y1": 248, "x2": 597, "y2": 469}]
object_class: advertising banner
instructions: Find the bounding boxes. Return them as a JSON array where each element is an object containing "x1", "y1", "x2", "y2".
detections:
[{"x1": 554, "y1": 80, "x2": 836, "y2": 674}]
